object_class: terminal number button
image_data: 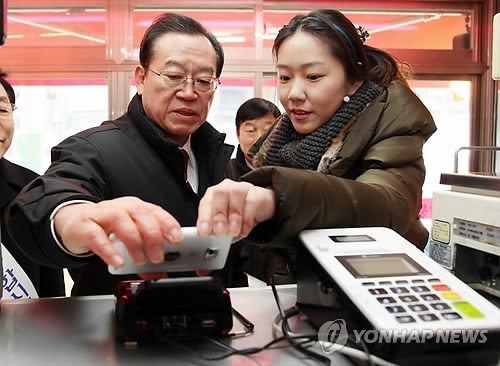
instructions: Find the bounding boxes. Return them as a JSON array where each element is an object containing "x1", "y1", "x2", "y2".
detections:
[
  {"x1": 395, "y1": 315, "x2": 416, "y2": 323},
  {"x1": 386, "y1": 306, "x2": 406, "y2": 314},
  {"x1": 410, "y1": 285, "x2": 430, "y2": 293},
  {"x1": 441, "y1": 312, "x2": 462, "y2": 320},
  {"x1": 408, "y1": 304, "x2": 428, "y2": 312},
  {"x1": 421, "y1": 294, "x2": 440, "y2": 301},
  {"x1": 418, "y1": 313, "x2": 439, "y2": 322},
  {"x1": 377, "y1": 297, "x2": 396, "y2": 304},
  {"x1": 431, "y1": 302, "x2": 451, "y2": 311},
  {"x1": 369, "y1": 288, "x2": 388, "y2": 295},
  {"x1": 390, "y1": 287, "x2": 409, "y2": 294},
  {"x1": 399, "y1": 295, "x2": 419, "y2": 303}
]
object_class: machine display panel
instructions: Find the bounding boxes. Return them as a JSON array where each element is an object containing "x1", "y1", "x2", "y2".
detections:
[
  {"x1": 329, "y1": 235, "x2": 375, "y2": 243},
  {"x1": 337, "y1": 253, "x2": 430, "y2": 278}
]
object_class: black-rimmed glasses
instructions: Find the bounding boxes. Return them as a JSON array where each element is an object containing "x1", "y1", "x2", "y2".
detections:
[{"x1": 148, "y1": 68, "x2": 220, "y2": 92}]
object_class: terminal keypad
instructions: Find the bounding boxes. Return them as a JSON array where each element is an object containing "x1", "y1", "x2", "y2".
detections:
[{"x1": 361, "y1": 278, "x2": 485, "y2": 324}]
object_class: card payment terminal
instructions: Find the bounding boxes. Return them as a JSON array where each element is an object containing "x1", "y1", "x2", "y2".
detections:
[{"x1": 296, "y1": 227, "x2": 500, "y2": 366}]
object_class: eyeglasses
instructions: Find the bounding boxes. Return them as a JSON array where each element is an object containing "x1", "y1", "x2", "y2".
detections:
[
  {"x1": 0, "y1": 102, "x2": 16, "y2": 117},
  {"x1": 148, "y1": 68, "x2": 220, "y2": 92}
]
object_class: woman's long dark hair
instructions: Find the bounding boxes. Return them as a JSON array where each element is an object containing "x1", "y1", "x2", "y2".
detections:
[{"x1": 273, "y1": 9, "x2": 412, "y2": 88}]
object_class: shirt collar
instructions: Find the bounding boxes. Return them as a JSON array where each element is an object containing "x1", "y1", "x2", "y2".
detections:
[{"x1": 180, "y1": 136, "x2": 193, "y2": 158}]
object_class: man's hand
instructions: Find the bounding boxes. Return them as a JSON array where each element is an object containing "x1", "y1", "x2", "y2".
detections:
[
  {"x1": 53, "y1": 196, "x2": 183, "y2": 269},
  {"x1": 197, "y1": 179, "x2": 276, "y2": 240}
]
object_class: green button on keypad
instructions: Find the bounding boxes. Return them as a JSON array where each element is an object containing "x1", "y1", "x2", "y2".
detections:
[{"x1": 452, "y1": 301, "x2": 485, "y2": 318}]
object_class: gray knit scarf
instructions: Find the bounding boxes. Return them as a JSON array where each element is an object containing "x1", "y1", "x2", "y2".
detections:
[{"x1": 264, "y1": 80, "x2": 381, "y2": 170}]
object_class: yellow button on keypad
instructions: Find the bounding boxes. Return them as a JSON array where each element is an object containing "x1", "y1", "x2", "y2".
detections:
[{"x1": 442, "y1": 292, "x2": 462, "y2": 300}]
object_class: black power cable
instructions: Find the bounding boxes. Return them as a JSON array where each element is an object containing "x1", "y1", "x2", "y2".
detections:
[
  {"x1": 269, "y1": 276, "x2": 332, "y2": 365},
  {"x1": 153, "y1": 283, "x2": 378, "y2": 365}
]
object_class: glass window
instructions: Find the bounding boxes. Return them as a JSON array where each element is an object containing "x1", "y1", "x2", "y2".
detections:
[
  {"x1": 131, "y1": 7, "x2": 256, "y2": 61},
  {"x1": 263, "y1": 10, "x2": 473, "y2": 50},
  {"x1": 409, "y1": 79, "x2": 471, "y2": 220},
  {"x1": 208, "y1": 75, "x2": 255, "y2": 152},
  {"x1": 3, "y1": 2, "x2": 478, "y2": 55},
  {"x1": 262, "y1": 74, "x2": 281, "y2": 111},
  {"x1": 6, "y1": 5, "x2": 106, "y2": 47},
  {"x1": 5, "y1": 80, "x2": 108, "y2": 174}
]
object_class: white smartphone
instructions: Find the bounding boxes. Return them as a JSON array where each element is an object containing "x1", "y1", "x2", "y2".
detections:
[{"x1": 108, "y1": 227, "x2": 232, "y2": 275}]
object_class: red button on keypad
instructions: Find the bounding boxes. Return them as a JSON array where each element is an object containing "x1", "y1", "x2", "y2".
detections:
[{"x1": 431, "y1": 284, "x2": 451, "y2": 291}]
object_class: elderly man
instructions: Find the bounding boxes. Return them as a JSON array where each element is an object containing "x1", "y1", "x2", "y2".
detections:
[{"x1": 6, "y1": 13, "x2": 234, "y2": 296}]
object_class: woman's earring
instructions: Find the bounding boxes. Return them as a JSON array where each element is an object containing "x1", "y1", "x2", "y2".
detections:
[{"x1": 343, "y1": 95, "x2": 350, "y2": 103}]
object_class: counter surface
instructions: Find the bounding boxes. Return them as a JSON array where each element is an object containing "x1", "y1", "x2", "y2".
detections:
[{"x1": 0, "y1": 285, "x2": 353, "y2": 366}]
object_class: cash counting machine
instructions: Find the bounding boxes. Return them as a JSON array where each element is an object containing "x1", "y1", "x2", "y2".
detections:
[{"x1": 428, "y1": 171, "x2": 500, "y2": 299}]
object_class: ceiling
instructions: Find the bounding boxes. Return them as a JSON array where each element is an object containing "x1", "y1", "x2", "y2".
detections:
[{"x1": 3, "y1": 6, "x2": 472, "y2": 50}]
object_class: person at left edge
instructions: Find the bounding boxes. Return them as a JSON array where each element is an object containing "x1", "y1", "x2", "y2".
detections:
[
  {"x1": 0, "y1": 68, "x2": 65, "y2": 299},
  {"x1": 5, "y1": 13, "x2": 235, "y2": 296}
]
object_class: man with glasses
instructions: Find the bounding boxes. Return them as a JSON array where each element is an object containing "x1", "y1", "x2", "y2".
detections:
[
  {"x1": 6, "y1": 13, "x2": 235, "y2": 296},
  {"x1": 1, "y1": 69, "x2": 65, "y2": 299}
]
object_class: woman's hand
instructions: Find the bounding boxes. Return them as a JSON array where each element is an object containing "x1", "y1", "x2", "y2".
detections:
[{"x1": 197, "y1": 179, "x2": 276, "y2": 240}]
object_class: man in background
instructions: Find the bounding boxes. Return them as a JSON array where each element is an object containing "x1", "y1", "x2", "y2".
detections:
[
  {"x1": 226, "y1": 97, "x2": 281, "y2": 181},
  {"x1": 226, "y1": 97, "x2": 281, "y2": 284}
]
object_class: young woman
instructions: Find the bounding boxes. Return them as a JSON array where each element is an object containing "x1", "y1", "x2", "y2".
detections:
[{"x1": 197, "y1": 9, "x2": 437, "y2": 283}]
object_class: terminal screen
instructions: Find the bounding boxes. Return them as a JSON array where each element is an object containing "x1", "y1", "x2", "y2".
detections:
[
  {"x1": 329, "y1": 235, "x2": 375, "y2": 243},
  {"x1": 336, "y1": 253, "x2": 430, "y2": 278}
]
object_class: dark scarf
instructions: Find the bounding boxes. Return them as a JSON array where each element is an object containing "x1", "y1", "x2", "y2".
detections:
[{"x1": 264, "y1": 81, "x2": 381, "y2": 170}]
